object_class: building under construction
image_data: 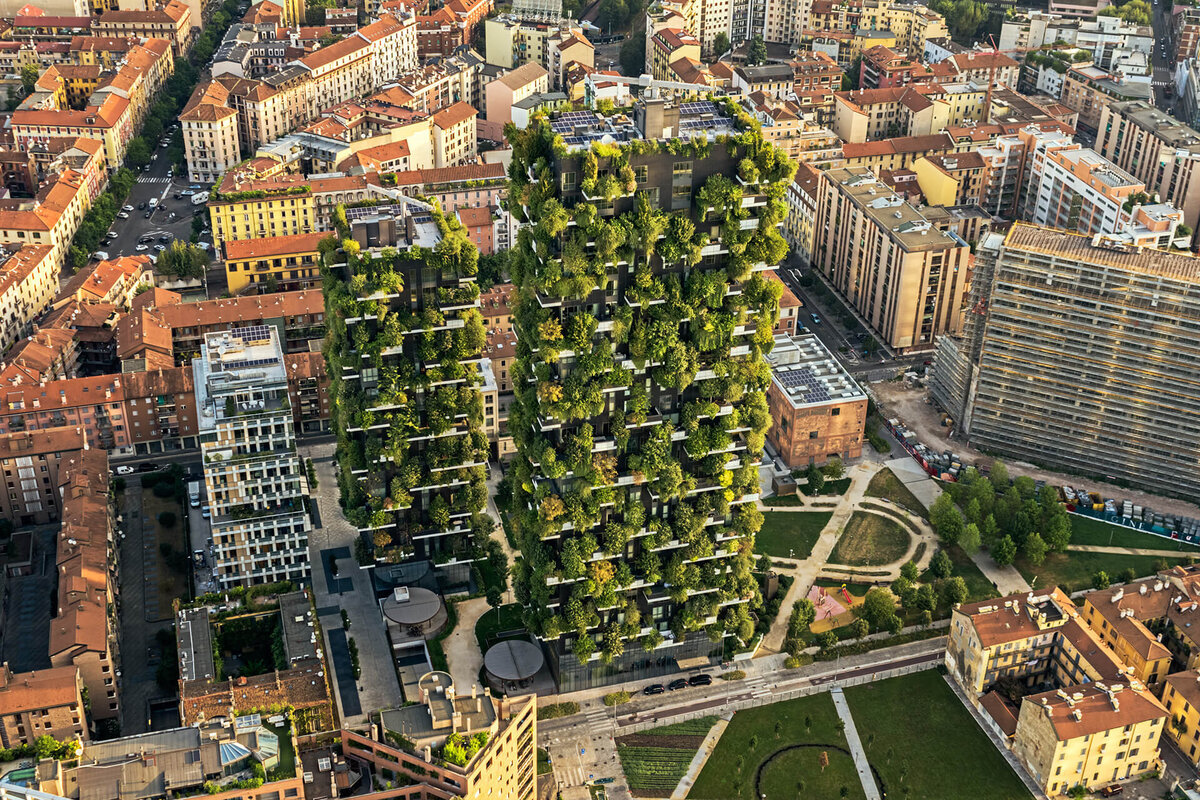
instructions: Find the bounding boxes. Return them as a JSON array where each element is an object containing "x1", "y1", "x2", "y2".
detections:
[{"x1": 930, "y1": 223, "x2": 1200, "y2": 499}]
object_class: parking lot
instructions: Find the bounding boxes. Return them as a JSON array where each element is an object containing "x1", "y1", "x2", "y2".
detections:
[{"x1": 88, "y1": 132, "x2": 218, "y2": 297}]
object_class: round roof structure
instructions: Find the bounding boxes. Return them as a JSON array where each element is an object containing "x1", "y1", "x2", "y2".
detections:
[
  {"x1": 381, "y1": 586, "x2": 442, "y2": 625},
  {"x1": 484, "y1": 640, "x2": 544, "y2": 682}
]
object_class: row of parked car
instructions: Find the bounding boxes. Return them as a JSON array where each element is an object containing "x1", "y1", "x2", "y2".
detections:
[{"x1": 643, "y1": 673, "x2": 712, "y2": 694}]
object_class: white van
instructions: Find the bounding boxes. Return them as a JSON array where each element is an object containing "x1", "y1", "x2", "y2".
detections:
[
  {"x1": 92, "y1": 251, "x2": 109, "y2": 261},
  {"x1": 148, "y1": 197, "x2": 158, "y2": 209}
]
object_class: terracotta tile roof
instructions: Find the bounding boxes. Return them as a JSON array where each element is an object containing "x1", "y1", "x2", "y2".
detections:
[
  {"x1": 120, "y1": 364, "x2": 193, "y2": 399},
  {"x1": 479, "y1": 282, "x2": 513, "y2": 322},
  {"x1": 1083, "y1": 580, "x2": 1176, "y2": 661},
  {"x1": 1059, "y1": 618, "x2": 1127, "y2": 682},
  {"x1": 155, "y1": 290, "x2": 324, "y2": 330},
  {"x1": 957, "y1": 588, "x2": 1076, "y2": 649},
  {"x1": 356, "y1": 13, "x2": 406, "y2": 41},
  {"x1": 455, "y1": 205, "x2": 492, "y2": 227},
  {"x1": 0, "y1": 327, "x2": 76, "y2": 384},
  {"x1": 1022, "y1": 682, "x2": 1165, "y2": 741},
  {"x1": 842, "y1": 133, "x2": 954, "y2": 159},
  {"x1": 389, "y1": 162, "x2": 504, "y2": 186},
  {"x1": 224, "y1": 231, "x2": 328, "y2": 260},
  {"x1": 180, "y1": 656, "x2": 332, "y2": 725},
  {"x1": 114, "y1": 307, "x2": 172, "y2": 360},
  {"x1": 42, "y1": 300, "x2": 120, "y2": 331},
  {"x1": 0, "y1": 663, "x2": 80, "y2": 714},
  {"x1": 0, "y1": 244, "x2": 53, "y2": 298},
  {"x1": 431, "y1": 100, "x2": 477, "y2": 129},
  {"x1": 129, "y1": 287, "x2": 181, "y2": 313},
  {"x1": 299, "y1": 35, "x2": 369, "y2": 71},
  {"x1": 766, "y1": 271, "x2": 801, "y2": 308},
  {"x1": 497, "y1": 61, "x2": 547, "y2": 90},
  {"x1": 57, "y1": 255, "x2": 150, "y2": 304},
  {"x1": 980, "y1": 690, "x2": 1018, "y2": 738},
  {"x1": 1164, "y1": 671, "x2": 1200, "y2": 713}
]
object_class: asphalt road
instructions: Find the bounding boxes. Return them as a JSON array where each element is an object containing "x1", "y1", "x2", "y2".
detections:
[
  {"x1": 1152, "y1": 0, "x2": 1177, "y2": 112},
  {"x1": 94, "y1": 142, "x2": 218, "y2": 297},
  {"x1": 774, "y1": 257, "x2": 929, "y2": 385}
]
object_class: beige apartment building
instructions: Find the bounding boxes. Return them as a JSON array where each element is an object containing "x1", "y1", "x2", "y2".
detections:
[
  {"x1": 0, "y1": 663, "x2": 86, "y2": 747},
  {"x1": 1095, "y1": 101, "x2": 1200, "y2": 236},
  {"x1": 432, "y1": 101, "x2": 478, "y2": 167},
  {"x1": 1060, "y1": 64, "x2": 1153, "y2": 131},
  {"x1": 0, "y1": 244, "x2": 58, "y2": 355},
  {"x1": 93, "y1": 1, "x2": 193, "y2": 56},
  {"x1": 1014, "y1": 683, "x2": 1165, "y2": 796},
  {"x1": 180, "y1": 80, "x2": 241, "y2": 183},
  {"x1": 813, "y1": 167, "x2": 973, "y2": 352},
  {"x1": 484, "y1": 62, "x2": 549, "y2": 126}
]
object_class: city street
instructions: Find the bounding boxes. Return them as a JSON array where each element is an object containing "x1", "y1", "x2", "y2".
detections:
[
  {"x1": 775, "y1": 258, "x2": 928, "y2": 384},
  {"x1": 1152, "y1": 0, "x2": 1177, "y2": 112},
  {"x1": 87, "y1": 141, "x2": 218, "y2": 297}
]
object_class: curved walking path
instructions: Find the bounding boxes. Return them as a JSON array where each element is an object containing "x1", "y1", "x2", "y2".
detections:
[
  {"x1": 445, "y1": 596, "x2": 489, "y2": 694},
  {"x1": 760, "y1": 462, "x2": 937, "y2": 653}
]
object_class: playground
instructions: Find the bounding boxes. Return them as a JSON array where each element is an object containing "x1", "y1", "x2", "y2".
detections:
[{"x1": 807, "y1": 583, "x2": 865, "y2": 633}]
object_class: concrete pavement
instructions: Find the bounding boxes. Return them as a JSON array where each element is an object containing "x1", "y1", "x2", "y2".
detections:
[
  {"x1": 302, "y1": 441, "x2": 402, "y2": 725},
  {"x1": 1068, "y1": 543, "x2": 1199, "y2": 558},
  {"x1": 831, "y1": 688, "x2": 882, "y2": 800},
  {"x1": 445, "y1": 597, "x2": 489, "y2": 693}
]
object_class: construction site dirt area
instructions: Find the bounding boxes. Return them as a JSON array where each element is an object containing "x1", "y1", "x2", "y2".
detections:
[{"x1": 871, "y1": 381, "x2": 1200, "y2": 520}]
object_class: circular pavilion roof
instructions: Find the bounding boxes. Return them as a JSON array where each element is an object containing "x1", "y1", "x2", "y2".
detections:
[
  {"x1": 484, "y1": 640, "x2": 544, "y2": 682},
  {"x1": 381, "y1": 586, "x2": 442, "y2": 625}
]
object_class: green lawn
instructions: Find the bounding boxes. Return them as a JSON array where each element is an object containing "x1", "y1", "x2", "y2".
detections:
[
  {"x1": 265, "y1": 721, "x2": 296, "y2": 781},
  {"x1": 828, "y1": 512, "x2": 911, "y2": 567},
  {"x1": 864, "y1": 468, "x2": 929, "y2": 518},
  {"x1": 617, "y1": 717, "x2": 719, "y2": 797},
  {"x1": 755, "y1": 511, "x2": 833, "y2": 558},
  {"x1": 762, "y1": 494, "x2": 805, "y2": 507},
  {"x1": 801, "y1": 477, "x2": 852, "y2": 497},
  {"x1": 474, "y1": 602, "x2": 525, "y2": 651},
  {"x1": 920, "y1": 545, "x2": 997, "y2": 604},
  {"x1": 691, "y1": 692, "x2": 863, "y2": 800},
  {"x1": 1016, "y1": 551, "x2": 1189, "y2": 594},
  {"x1": 846, "y1": 671, "x2": 1031, "y2": 800},
  {"x1": 537, "y1": 747, "x2": 552, "y2": 775},
  {"x1": 1068, "y1": 514, "x2": 1200, "y2": 551}
]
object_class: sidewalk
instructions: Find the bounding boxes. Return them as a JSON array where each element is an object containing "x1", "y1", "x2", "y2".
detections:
[
  {"x1": 942, "y1": 674, "x2": 1049, "y2": 800},
  {"x1": 831, "y1": 688, "x2": 882, "y2": 800},
  {"x1": 670, "y1": 718, "x2": 729, "y2": 800},
  {"x1": 1068, "y1": 543, "x2": 1200, "y2": 558}
]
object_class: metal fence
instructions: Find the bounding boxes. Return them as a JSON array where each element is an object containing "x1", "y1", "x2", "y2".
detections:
[{"x1": 617, "y1": 659, "x2": 938, "y2": 734}]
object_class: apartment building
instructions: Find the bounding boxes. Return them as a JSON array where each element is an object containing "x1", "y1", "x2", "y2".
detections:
[
  {"x1": 1095, "y1": 101, "x2": 1200, "y2": 236},
  {"x1": 1161, "y1": 671, "x2": 1200, "y2": 766},
  {"x1": 765, "y1": 333, "x2": 867, "y2": 468},
  {"x1": 342, "y1": 688, "x2": 536, "y2": 800},
  {"x1": 0, "y1": 373, "x2": 128, "y2": 452},
  {"x1": 0, "y1": 170, "x2": 93, "y2": 272},
  {"x1": 1014, "y1": 683, "x2": 1166, "y2": 795},
  {"x1": 484, "y1": 62, "x2": 549, "y2": 125},
  {"x1": 223, "y1": 231, "x2": 326, "y2": 294},
  {"x1": 1023, "y1": 145, "x2": 1184, "y2": 247},
  {"x1": 856, "y1": 0, "x2": 949, "y2": 54},
  {"x1": 813, "y1": 167, "x2": 973, "y2": 352},
  {"x1": 1080, "y1": 581, "x2": 1178, "y2": 686},
  {"x1": 0, "y1": 663, "x2": 86, "y2": 748},
  {"x1": 647, "y1": 27, "x2": 702, "y2": 82},
  {"x1": 783, "y1": 163, "x2": 820, "y2": 264},
  {"x1": 789, "y1": 51, "x2": 842, "y2": 124},
  {"x1": 911, "y1": 152, "x2": 987, "y2": 206},
  {"x1": 841, "y1": 132, "x2": 957, "y2": 172},
  {"x1": 1173, "y1": 5, "x2": 1200, "y2": 64},
  {"x1": 180, "y1": 80, "x2": 241, "y2": 184},
  {"x1": 208, "y1": 175, "x2": 315, "y2": 256},
  {"x1": 931, "y1": 51, "x2": 1020, "y2": 87},
  {"x1": 832, "y1": 83, "x2": 987, "y2": 143},
  {"x1": 482, "y1": 14, "x2": 587, "y2": 70},
  {"x1": 431, "y1": 101, "x2": 478, "y2": 167},
  {"x1": 58, "y1": 255, "x2": 153, "y2": 309},
  {"x1": 546, "y1": 30, "x2": 593, "y2": 90},
  {"x1": 929, "y1": 224, "x2": 1200, "y2": 499},
  {"x1": 860, "y1": 45, "x2": 933, "y2": 89},
  {"x1": 0, "y1": 245, "x2": 58, "y2": 356},
  {"x1": 93, "y1": 1, "x2": 193, "y2": 56},
  {"x1": 0, "y1": 427, "x2": 91, "y2": 525},
  {"x1": 120, "y1": 365, "x2": 199, "y2": 453},
  {"x1": 194, "y1": 326, "x2": 311, "y2": 589},
  {"x1": 1061, "y1": 64, "x2": 1152, "y2": 131},
  {"x1": 51, "y1": 447, "x2": 119, "y2": 721}
]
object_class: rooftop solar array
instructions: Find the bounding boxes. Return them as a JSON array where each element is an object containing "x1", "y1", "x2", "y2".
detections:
[
  {"x1": 229, "y1": 325, "x2": 272, "y2": 344},
  {"x1": 551, "y1": 111, "x2": 599, "y2": 132},
  {"x1": 222, "y1": 356, "x2": 280, "y2": 371},
  {"x1": 680, "y1": 100, "x2": 721, "y2": 116},
  {"x1": 775, "y1": 366, "x2": 832, "y2": 404},
  {"x1": 680, "y1": 118, "x2": 733, "y2": 131}
]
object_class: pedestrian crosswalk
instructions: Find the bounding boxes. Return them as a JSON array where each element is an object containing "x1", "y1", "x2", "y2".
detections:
[
  {"x1": 584, "y1": 704, "x2": 611, "y2": 730},
  {"x1": 747, "y1": 675, "x2": 772, "y2": 698},
  {"x1": 139, "y1": 176, "x2": 173, "y2": 184}
]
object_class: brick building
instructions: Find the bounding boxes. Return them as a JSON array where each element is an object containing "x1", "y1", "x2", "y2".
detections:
[{"x1": 0, "y1": 663, "x2": 86, "y2": 747}]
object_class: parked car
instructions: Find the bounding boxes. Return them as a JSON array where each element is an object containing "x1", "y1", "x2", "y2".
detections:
[
  {"x1": 137, "y1": 202, "x2": 147, "y2": 210},
  {"x1": 810, "y1": 313, "x2": 821, "y2": 324},
  {"x1": 201, "y1": 505, "x2": 210, "y2": 519},
  {"x1": 688, "y1": 674, "x2": 712, "y2": 687},
  {"x1": 643, "y1": 684, "x2": 665, "y2": 695},
  {"x1": 122, "y1": 204, "x2": 134, "y2": 212},
  {"x1": 159, "y1": 235, "x2": 171, "y2": 243},
  {"x1": 144, "y1": 211, "x2": 152, "y2": 219},
  {"x1": 189, "y1": 184, "x2": 201, "y2": 190},
  {"x1": 114, "y1": 465, "x2": 135, "y2": 475},
  {"x1": 139, "y1": 235, "x2": 155, "y2": 244},
  {"x1": 117, "y1": 211, "x2": 130, "y2": 219},
  {"x1": 667, "y1": 679, "x2": 688, "y2": 691},
  {"x1": 1099, "y1": 785, "x2": 1124, "y2": 797},
  {"x1": 181, "y1": 190, "x2": 195, "y2": 197},
  {"x1": 135, "y1": 244, "x2": 149, "y2": 251},
  {"x1": 137, "y1": 462, "x2": 159, "y2": 472},
  {"x1": 155, "y1": 244, "x2": 166, "y2": 251}
]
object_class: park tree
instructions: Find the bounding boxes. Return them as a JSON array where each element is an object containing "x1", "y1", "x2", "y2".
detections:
[
  {"x1": 989, "y1": 459, "x2": 1009, "y2": 487},
  {"x1": 992, "y1": 534, "x2": 1017, "y2": 567},
  {"x1": 891, "y1": 575, "x2": 915, "y2": 607},
  {"x1": 965, "y1": 497, "x2": 982, "y2": 525},
  {"x1": 20, "y1": 63, "x2": 39, "y2": 94},
  {"x1": 930, "y1": 548, "x2": 953, "y2": 579},
  {"x1": 915, "y1": 583, "x2": 936, "y2": 612},
  {"x1": 824, "y1": 457, "x2": 845, "y2": 480},
  {"x1": 747, "y1": 35, "x2": 768, "y2": 65},
  {"x1": 619, "y1": 34, "x2": 646, "y2": 76},
  {"x1": 1023, "y1": 531, "x2": 1048, "y2": 566},
  {"x1": 856, "y1": 587, "x2": 899, "y2": 631},
  {"x1": 930, "y1": 493, "x2": 964, "y2": 545},
  {"x1": 943, "y1": 576, "x2": 968, "y2": 606},
  {"x1": 125, "y1": 137, "x2": 151, "y2": 170},
  {"x1": 982, "y1": 513, "x2": 1000, "y2": 546},
  {"x1": 960, "y1": 522, "x2": 982, "y2": 554},
  {"x1": 850, "y1": 617, "x2": 869, "y2": 640},
  {"x1": 900, "y1": 560, "x2": 919, "y2": 581},
  {"x1": 1093, "y1": 570, "x2": 1111, "y2": 590},
  {"x1": 804, "y1": 463, "x2": 825, "y2": 493}
]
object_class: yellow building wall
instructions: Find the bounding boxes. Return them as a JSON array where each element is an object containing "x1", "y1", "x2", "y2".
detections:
[
  {"x1": 209, "y1": 194, "x2": 316, "y2": 254},
  {"x1": 912, "y1": 157, "x2": 958, "y2": 207}
]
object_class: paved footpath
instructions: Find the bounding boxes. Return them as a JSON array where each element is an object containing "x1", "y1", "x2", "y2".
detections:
[
  {"x1": 1068, "y1": 543, "x2": 1199, "y2": 557},
  {"x1": 830, "y1": 688, "x2": 882, "y2": 800},
  {"x1": 671, "y1": 718, "x2": 728, "y2": 800}
]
